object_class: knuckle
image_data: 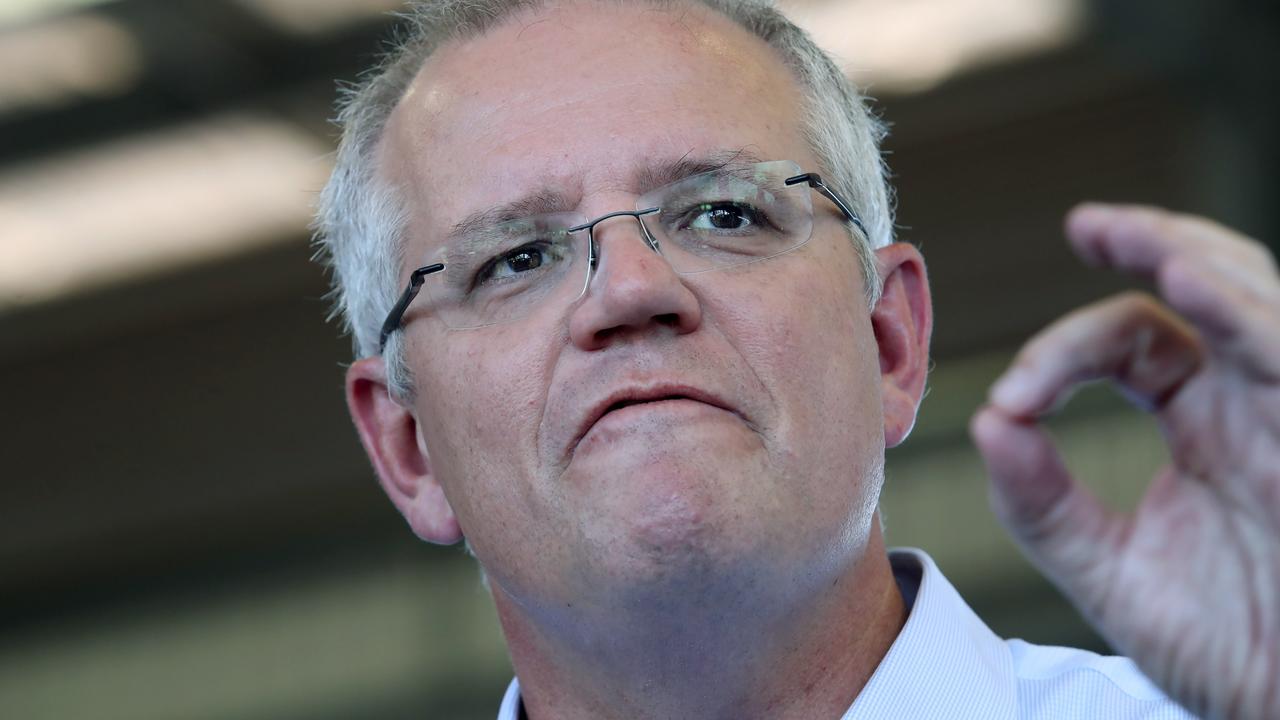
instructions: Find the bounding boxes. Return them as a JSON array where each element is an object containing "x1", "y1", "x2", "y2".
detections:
[
  {"x1": 1114, "y1": 289, "x2": 1161, "y2": 315},
  {"x1": 1106, "y1": 291, "x2": 1176, "y2": 341},
  {"x1": 1131, "y1": 205, "x2": 1176, "y2": 235}
]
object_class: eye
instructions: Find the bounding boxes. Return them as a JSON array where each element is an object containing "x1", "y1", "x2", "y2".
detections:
[
  {"x1": 687, "y1": 202, "x2": 763, "y2": 232},
  {"x1": 475, "y1": 241, "x2": 567, "y2": 285},
  {"x1": 482, "y1": 244, "x2": 544, "y2": 280}
]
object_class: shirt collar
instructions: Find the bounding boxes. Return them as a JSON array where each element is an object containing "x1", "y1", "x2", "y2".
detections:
[
  {"x1": 497, "y1": 676, "x2": 522, "y2": 720},
  {"x1": 497, "y1": 549, "x2": 1018, "y2": 720},
  {"x1": 841, "y1": 548, "x2": 1018, "y2": 720}
]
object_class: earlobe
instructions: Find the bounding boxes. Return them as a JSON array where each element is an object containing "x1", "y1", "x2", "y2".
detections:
[
  {"x1": 345, "y1": 356, "x2": 464, "y2": 544},
  {"x1": 870, "y1": 243, "x2": 933, "y2": 448}
]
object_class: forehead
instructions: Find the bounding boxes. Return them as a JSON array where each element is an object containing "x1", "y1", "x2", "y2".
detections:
[{"x1": 377, "y1": 1, "x2": 812, "y2": 235}]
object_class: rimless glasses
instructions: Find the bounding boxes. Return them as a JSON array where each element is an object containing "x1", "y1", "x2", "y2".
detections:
[{"x1": 378, "y1": 159, "x2": 867, "y2": 352}]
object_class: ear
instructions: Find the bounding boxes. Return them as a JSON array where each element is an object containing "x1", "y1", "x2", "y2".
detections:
[
  {"x1": 346, "y1": 356, "x2": 463, "y2": 544},
  {"x1": 870, "y1": 243, "x2": 933, "y2": 448}
]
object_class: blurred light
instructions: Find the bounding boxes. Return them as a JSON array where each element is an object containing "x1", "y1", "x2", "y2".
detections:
[
  {"x1": 0, "y1": 12, "x2": 142, "y2": 115},
  {"x1": 234, "y1": 0, "x2": 404, "y2": 36},
  {"x1": 0, "y1": 0, "x2": 112, "y2": 26},
  {"x1": 781, "y1": 0, "x2": 1087, "y2": 93},
  {"x1": 0, "y1": 114, "x2": 332, "y2": 310}
]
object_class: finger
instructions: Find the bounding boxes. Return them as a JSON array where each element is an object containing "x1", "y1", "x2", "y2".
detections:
[
  {"x1": 1067, "y1": 203, "x2": 1279, "y2": 300},
  {"x1": 989, "y1": 292, "x2": 1203, "y2": 419},
  {"x1": 1158, "y1": 253, "x2": 1280, "y2": 382},
  {"x1": 1067, "y1": 203, "x2": 1280, "y2": 383},
  {"x1": 970, "y1": 405, "x2": 1125, "y2": 608}
]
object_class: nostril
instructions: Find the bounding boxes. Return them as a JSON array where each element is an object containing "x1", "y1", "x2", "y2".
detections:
[
  {"x1": 593, "y1": 326, "x2": 620, "y2": 344},
  {"x1": 655, "y1": 313, "x2": 681, "y2": 327}
]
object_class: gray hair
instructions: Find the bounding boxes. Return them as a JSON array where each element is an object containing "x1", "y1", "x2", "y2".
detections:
[{"x1": 314, "y1": 0, "x2": 895, "y2": 397}]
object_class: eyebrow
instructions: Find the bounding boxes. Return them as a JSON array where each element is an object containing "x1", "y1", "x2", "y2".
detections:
[
  {"x1": 442, "y1": 147, "x2": 768, "y2": 250},
  {"x1": 445, "y1": 188, "x2": 574, "y2": 250},
  {"x1": 632, "y1": 147, "x2": 765, "y2": 196}
]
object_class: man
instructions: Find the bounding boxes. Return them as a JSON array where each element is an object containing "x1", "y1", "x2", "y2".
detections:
[{"x1": 313, "y1": 1, "x2": 1279, "y2": 717}]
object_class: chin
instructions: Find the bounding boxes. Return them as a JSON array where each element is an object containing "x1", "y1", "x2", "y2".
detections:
[
  {"x1": 583, "y1": 492, "x2": 781, "y2": 608},
  {"x1": 573, "y1": 487, "x2": 718, "y2": 589},
  {"x1": 568, "y1": 448, "x2": 870, "y2": 605},
  {"x1": 626, "y1": 490, "x2": 713, "y2": 562}
]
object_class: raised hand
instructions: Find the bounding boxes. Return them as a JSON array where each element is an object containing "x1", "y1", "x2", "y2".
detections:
[{"x1": 970, "y1": 204, "x2": 1280, "y2": 720}]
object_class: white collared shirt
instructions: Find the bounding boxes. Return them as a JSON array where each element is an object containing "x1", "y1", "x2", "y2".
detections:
[{"x1": 497, "y1": 548, "x2": 1196, "y2": 719}]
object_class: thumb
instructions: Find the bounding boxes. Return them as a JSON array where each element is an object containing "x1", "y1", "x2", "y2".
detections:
[{"x1": 970, "y1": 404, "x2": 1125, "y2": 622}]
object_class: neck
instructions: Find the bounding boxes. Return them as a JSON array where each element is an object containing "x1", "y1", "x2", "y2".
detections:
[{"x1": 492, "y1": 527, "x2": 906, "y2": 720}]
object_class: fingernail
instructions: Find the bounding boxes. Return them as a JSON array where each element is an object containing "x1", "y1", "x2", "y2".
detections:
[{"x1": 990, "y1": 368, "x2": 1036, "y2": 413}]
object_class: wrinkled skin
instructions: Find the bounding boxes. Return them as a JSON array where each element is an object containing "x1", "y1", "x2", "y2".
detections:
[
  {"x1": 345, "y1": 4, "x2": 930, "y2": 719},
  {"x1": 973, "y1": 204, "x2": 1280, "y2": 720}
]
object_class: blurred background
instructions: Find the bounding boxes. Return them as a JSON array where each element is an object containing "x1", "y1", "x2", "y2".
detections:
[{"x1": 1, "y1": 0, "x2": 1276, "y2": 717}]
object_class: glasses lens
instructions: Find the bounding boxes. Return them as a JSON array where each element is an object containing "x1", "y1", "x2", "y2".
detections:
[
  {"x1": 641, "y1": 160, "x2": 813, "y2": 274},
  {"x1": 413, "y1": 162, "x2": 816, "y2": 331},
  {"x1": 424, "y1": 212, "x2": 590, "y2": 329}
]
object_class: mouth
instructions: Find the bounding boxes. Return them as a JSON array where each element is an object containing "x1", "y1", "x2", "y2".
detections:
[
  {"x1": 602, "y1": 394, "x2": 692, "y2": 414},
  {"x1": 571, "y1": 385, "x2": 737, "y2": 455}
]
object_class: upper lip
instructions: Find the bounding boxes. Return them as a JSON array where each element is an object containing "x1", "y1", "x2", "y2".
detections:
[{"x1": 571, "y1": 383, "x2": 737, "y2": 453}]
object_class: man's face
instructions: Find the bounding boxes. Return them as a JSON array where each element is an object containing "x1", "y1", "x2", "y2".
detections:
[{"x1": 378, "y1": 2, "x2": 890, "y2": 613}]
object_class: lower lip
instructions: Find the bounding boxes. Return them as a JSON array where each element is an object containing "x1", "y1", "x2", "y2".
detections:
[{"x1": 579, "y1": 399, "x2": 734, "y2": 446}]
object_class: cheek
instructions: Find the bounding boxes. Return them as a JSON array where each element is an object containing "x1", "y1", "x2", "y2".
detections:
[
  {"x1": 415, "y1": 331, "x2": 591, "y2": 598},
  {"x1": 784, "y1": 269, "x2": 886, "y2": 549},
  {"x1": 734, "y1": 251, "x2": 879, "y2": 420},
  {"x1": 717, "y1": 247, "x2": 884, "y2": 489},
  {"x1": 410, "y1": 332, "x2": 554, "y2": 530},
  {"x1": 788, "y1": 281, "x2": 880, "y2": 439},
  {"x1": 805, "y1": 256, "x2": 883, "y2": 443}
]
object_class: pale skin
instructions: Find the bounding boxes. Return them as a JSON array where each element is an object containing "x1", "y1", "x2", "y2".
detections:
[
  {"x1": 973, "y1": 204, "x2": 1280, "y2": 719},
  {"x1": 340, "y1": 2, "x2": 1279, "y2": 720},
  {"x1": 347, "y1": 4, "x2": 929, "y2": 720}
]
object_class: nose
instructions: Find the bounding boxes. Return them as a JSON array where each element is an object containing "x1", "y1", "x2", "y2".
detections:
[{"x1": 567, "y1": 215, "x2": 702, "y2": 350}]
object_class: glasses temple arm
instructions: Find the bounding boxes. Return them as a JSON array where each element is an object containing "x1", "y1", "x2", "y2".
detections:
[
  {"x1": 378, "y1": 263, "x2": 445, "y2": 353},
  {"x1": 785, "y1": 172, "x2": 870, "y2": 241}
]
